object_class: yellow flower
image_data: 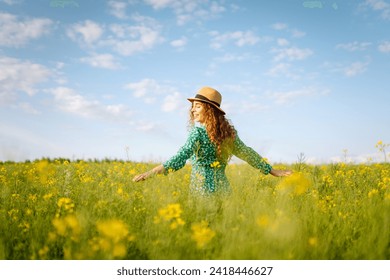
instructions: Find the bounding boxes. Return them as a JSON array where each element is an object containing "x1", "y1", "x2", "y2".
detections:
[
  {"x1": 276, "y1": 172, "x2": 311, "y2": 195},
  {"x1": 170, "y1": 217, "x2": 185, "y2": 230},
  {"x1": 57, "y1": 197, "x2": 73, "y2": 209},
  {"x1": 28, "y1": 194, "x2": 37, "y2": 202},
  {"x1": 52, "y1": 215, "x2": 81, "y2": 238},
  {"x1": 308, "y1": 237, "x2": 318, "y2": 247},
  {"x1": 368, "y1": 189, "x2": 379, "y2": 198},
  {"x1": 112, "y1": 244, "x2": 127, "y2": 258},
  {"x1": 191, "y1": 221, "x2": 216, "y2": 249},
  {"x1": 210, "y1": 161, "x2": 221, "y2": 168},
  {"x1": 96, "y1": 219, "x2": 129, "y2": 243},
  {"x1": 256, "y1": 214, "x2": 270, "y2": 228},
  {"x1": 94, "y1": 219, "x2": 130, "y2": 258},
  {"x1": 157, "y1": 203, "x2": 182, "y2": 221},
  {"x1": 43, "y1": 193, "x2": 54, "y2": 200},
  {"x1": 38, "y1": 246, "x2": 49, "y2": 259},
  {"x1": 56, "y1": 197, "x2": 75, "y2": 217},
  {"x1": 154, "y1": 203, "x2": 185, "y2": 229}
]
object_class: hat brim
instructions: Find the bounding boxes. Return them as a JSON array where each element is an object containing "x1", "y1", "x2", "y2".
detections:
[{"x1": 187, "y1": 98, "x2": 226, "y2": 115}]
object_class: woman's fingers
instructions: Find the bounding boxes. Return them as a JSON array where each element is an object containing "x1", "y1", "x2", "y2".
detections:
[{"x1": 133, "y1": 174, "x2": 146, "y2": 182}]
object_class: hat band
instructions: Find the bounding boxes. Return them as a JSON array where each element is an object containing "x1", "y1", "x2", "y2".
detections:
[{"x1": 194, "y1": 94, "x2": 220, "y2": 107}]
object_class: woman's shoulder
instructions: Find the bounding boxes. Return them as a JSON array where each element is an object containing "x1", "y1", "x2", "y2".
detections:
[
  {"x1": 187, "y1": 125, "x2": 205, "y2": 138},
  {"x1": 187, "y1": 125, "x2": 211, "y2": 144},
  {"x1": 189, "y1": 123, "x2": 206, "y2": 133}
]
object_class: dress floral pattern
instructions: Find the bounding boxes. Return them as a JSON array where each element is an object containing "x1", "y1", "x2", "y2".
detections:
[{"x1": 163, "y1": 125, "x2": 272, "y2": 195}]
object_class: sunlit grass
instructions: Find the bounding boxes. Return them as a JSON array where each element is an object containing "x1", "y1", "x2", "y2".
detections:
[{"x1": 0, "y1": 159, "x2": 389, "y2": 259}]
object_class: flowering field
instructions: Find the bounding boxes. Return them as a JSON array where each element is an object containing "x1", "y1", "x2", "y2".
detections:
[{"x1": 0, "y1": 159, "x2": 389, "y2": 260}]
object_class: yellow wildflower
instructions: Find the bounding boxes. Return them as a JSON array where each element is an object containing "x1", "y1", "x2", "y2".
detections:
[
  {"x1": 308, "y1": 237, "x2": 318, "y2": 247},
  {"x1": 52, "y1": 214, "x2": 81, "y2": 238},
  {"x1": 157, "y1": 203, "x2": 182, "y2": 221},
  {"x1": 191, "y1": 221, "x2": 216, "y2": 249},
  {"x1": 43, "y1": 193, "x2": 54, "y2": 200},
  {"x1": 96, "y1": 219, "x2": 129, "y2": 243},
  {"x1": 154, "y1": 203, "x2": 185, "y2": 229},
  {"x1": 256, "y1": 214, "x2": 270, "y2": 228},
  {"x1": 276, "y1": 172, "x2": 311, "y2": 195},
  {"x1": 368, "y1": 189, "x2": 379, "y2": 198},
  {"x1": 38, "y1": 246, "x2": 49, "y2": 259}
]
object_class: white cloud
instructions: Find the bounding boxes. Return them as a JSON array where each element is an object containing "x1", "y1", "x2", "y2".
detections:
[
  {"x1": 271, "y1": 23, "x2": 306, "y2": 38},
  {"x1": 67, "y1": 20, "x2": 104, "y2": 46},
  {"x1": 108, "y1": 0, "x2": 128, "y2": 19},
  {"x1": 0, "y1": 56, "x2": 51, "y2": 105},
  {"x1": 162, "y1": 91, "x2": 182, "y2": 112},
  {"x1": 362, "y1": 0, "x2": 390, "y2": 20},
  {"x1": 277, "y1": 38, "x2": 290, "y2": 46},
  {"x1": 143, "y1": 0, "x2": 226, "y2": 25},
  {"x1": 291, "y1": 29, "x2": 306, "y2": 38},
  {"x1": 209, "y1": 30, "x2": 261, "y2": 50},
  {"x1": 272, "y1": 47, "x2": 313, "y2": 61},
  {"x1": 17, "y1": 102, "x2": 41, "y2": 115},
  {"x1": 239, "y1": 101, "x2": 269, "y2": 113},
  {"x1": 344, "y1": 61, "x2": 369, "y2": 77},
  {"x1": 206, "y1": 53, "x2": 258, "y2": 76},
  {"x1": 124, "y1": 78, "x2": 162, "y2": 103},
  {"x1": 0, "y1": 12, "x2": 52, "y2": 47},
  {"x1": 80, "y1": 53, "x2": 121, "y2": 69},
  {"x1": 214, "y1": 53, "x2": 253, "y2": 63},
  {"x1": 170, "y1": 36, "x2": 187, "y2": 48},
  {"x1": 272, "y1": 23, "x2": 288, "y2": 30},
  {"x1": 144, "y1": 0, "x2": 176, "y2": 9},
  {"x1": 67, "y1": 16, "x2": 164, "y2": 56},
  {"x1": 134, "y1": 120, "x2": 158, "y2": 132},
  {"x1": 267, "y1": 87, "x2": 329, "y2": 105},
  {"x1": 378, "y1": 41, "x2": 390, "y2": 53},
  {"x1": 107, "y1": 24, "x2": 164, "y2": 56},
  {"x1": 50, "y1": 87, "x2": 133, "y2": 122},
  {"x1": 336, "y1": 41, "x2": 372, "y2": 51},
  {"x1": 266, "y1": 63, "x2": 301, "y2": 79},
  {"x1": 323, "y1": 59, "x2": 370, "y2": 77},
  {"x1": 124, "y1": 78, "x2": 185, "y2": 111},
  {"x1": 1, "y1": 0, "x2": 22, "y2": 5}
]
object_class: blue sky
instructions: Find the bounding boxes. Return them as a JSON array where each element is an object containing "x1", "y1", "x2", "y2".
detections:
[{"x1": 0, "y1": 0, "x2": 389, "y2": 164}]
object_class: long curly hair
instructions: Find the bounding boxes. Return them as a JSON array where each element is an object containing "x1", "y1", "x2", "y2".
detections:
[{"x1": 189, "y1": 102, "x2": 236, "y2": 162}]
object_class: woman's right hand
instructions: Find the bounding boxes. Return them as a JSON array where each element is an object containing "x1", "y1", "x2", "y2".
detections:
[
  {"x1": 132, "y1": 172, "x2": 150, "y2": 182},
  {"x1": 132, "y1": 164, "x2": 166, "y2": 182}
]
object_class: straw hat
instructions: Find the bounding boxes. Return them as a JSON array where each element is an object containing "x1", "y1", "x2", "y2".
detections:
[{"x1": 187, "y1": 86, "x2": 225, "y2": 115}]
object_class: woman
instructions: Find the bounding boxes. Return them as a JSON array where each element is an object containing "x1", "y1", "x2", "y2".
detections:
[{"x1": 133, "y1": 86, "x2": 292, "y2": 194}]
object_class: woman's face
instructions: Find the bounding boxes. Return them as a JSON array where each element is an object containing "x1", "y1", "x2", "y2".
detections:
[{"x1": 191, "y1": 101, "x2": 206, "y2": 123}]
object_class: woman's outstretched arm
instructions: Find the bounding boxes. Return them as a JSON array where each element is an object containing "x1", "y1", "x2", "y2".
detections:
[
  {"x1": 133, "y1": 127, "x2": 200, "y2": 183},
  {"x1": 232, "y1": 133, "x2": 292, "y2": 177},
  {"x1": 133, "y1": 164, "x2": 165, "y2": 182}
]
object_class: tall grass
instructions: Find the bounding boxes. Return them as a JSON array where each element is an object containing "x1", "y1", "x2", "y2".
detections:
[{"x1": 0, "y1": 159, "x2": 389, "y2": 259}]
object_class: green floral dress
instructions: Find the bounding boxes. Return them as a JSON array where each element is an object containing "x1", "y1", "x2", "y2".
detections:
[{"x1": 163, "y1": 125, "x2": 272, "y2": 195}]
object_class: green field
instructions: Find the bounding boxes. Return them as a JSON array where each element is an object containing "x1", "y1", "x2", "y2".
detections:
[{"x1": 0, "y1": 159, "x2": 389, "y2": 259}]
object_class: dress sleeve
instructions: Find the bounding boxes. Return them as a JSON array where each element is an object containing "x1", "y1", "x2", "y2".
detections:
[
  {"x1": 232, "y1": 134, "x2": 272, "y2": 175},
  {"x1": 163, "y1": 127, "x2": 199, "y2": 173}
]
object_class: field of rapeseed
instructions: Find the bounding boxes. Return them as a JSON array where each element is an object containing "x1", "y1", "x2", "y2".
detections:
[{"x1": 0, "y1": 159, "x2": 389, "y2": 260}]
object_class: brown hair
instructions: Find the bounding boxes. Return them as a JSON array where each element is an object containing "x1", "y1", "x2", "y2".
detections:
[{"x1": 189, "y1": 102, "x2": 236, "y2": 163}]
